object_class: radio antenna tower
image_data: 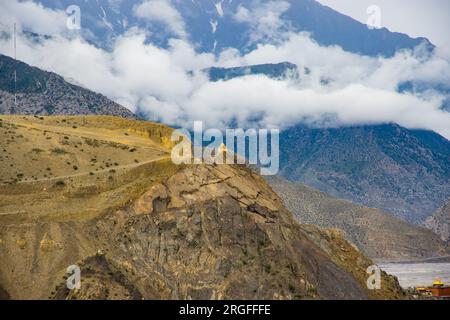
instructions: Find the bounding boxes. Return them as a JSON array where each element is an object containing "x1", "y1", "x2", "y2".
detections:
[{"x1": 13, "y1": 23, "x2": 17, "y2": 108}]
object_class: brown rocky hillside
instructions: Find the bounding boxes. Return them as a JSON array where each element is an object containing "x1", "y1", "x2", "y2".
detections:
[{"x1": 0, "y1": 116, "x2": 405, "y2": 300}]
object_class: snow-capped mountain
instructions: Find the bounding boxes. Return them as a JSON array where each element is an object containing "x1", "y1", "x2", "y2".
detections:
[{"x1": 39, "y1": 0, "x2": 431, "y2": 56}]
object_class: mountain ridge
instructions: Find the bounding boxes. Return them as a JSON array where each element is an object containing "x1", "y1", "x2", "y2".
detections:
[
  {"x1": 0, "y1": 54, "x2": 136, "y2": 118},
  {"x1": 39, "y1": 0, "x2": 432, "y2": 57}
]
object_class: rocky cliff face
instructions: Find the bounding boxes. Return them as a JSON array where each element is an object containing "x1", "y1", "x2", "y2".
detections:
[
  {"x1": 424, "y1": 200, "x2": 450, "y2": 243},
  {"x1": 0, "y1": 116, "x2": 405, "y2": 300},
  {"x1": 51, "y1": 164, "x2": 404, "y2": 300}
]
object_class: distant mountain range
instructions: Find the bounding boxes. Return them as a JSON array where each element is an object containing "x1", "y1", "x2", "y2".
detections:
[
  {"x1": 0, "y1": 54, "x2": 135, "y2": 118},
  {"x1": 266, "y1": 175, "x2": 449, "y2": 261},
  {"x1": 279, "y1": 124, "x2": 450, "y2": 224},
  {"x1": 40, "y1": 0, "x2": 431, "y2": 57}
]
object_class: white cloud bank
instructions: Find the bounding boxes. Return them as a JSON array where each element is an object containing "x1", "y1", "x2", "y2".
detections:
[
  {"x1": 234, "y1": 1, "x2": 291, "y2": 44},
  {"x1": 133, "y1": 0, "x2": 186, "y2": 38},
  {"x1": 0, "y1": 0, "x2": 66, "y2": 35},
  {"x1": 1, "y1": 0, "x2": 450, "y2": 139}
]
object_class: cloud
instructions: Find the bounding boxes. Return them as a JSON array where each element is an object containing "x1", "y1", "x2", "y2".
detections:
[
  {"x1": 0, "y1": 0, "x2": 66, "y2": 35},
  {"x1": 0, "y1": 0, "x2": 450, "y2": 140},
  {"x1": 133, "y1": 0, "x2": 186, "y2": 38},
  {"x1": 185, "y1": 77, "x2": 450, "y2": 138},
  {"x1": 234, "y1": 1, "x2": 291, "y2": 44},
  {"x1": 0, "y1": 27, "x2": 214, "y2": 114}
]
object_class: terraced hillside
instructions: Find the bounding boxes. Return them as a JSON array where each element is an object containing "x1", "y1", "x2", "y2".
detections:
[{"x1": 0, "y1": 116, "x2": 405, "y2": 300}]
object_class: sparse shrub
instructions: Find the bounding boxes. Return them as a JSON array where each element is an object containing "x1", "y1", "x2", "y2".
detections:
[
  {"x1": 51, "y1": 148, "x2": 68, "y2": 155},
  {"x1": 54, "y1": 180, "x2": 65, "y2": 187},
  {"x1": 84, "y1": 138, "x2": 100, "y2": 147},
  {"x1": 288, "y1": 284, "x2": 296, "y2": 293}
]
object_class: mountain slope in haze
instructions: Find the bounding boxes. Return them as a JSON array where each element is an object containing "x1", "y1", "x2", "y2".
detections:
[
  {"x1": 0, "y1": 54, "x2": 135, "y2": 118},
  {"x1": 424, "y1": 199, "x2": 450, "y2": 243},
  {"x1": 0, "y1": 115, "x2": 405, "y2": 300},
  {"x1": 39, "y1": 0, "x2": 431, "y2": 57},
  {"x1": 207, "y1": 62, "x2": 300, "y2": 82},
  {"x1": 279, "y1": 124, "x2": 450, "y2": 224},
  {"x1": 266, "y1": 176, "x2": 449, "y2": 262}
]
